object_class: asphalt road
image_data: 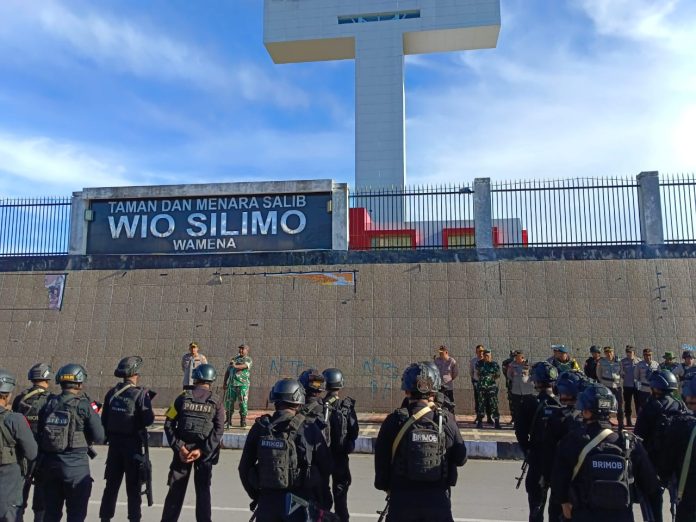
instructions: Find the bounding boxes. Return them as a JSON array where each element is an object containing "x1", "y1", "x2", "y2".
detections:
[{"x1": 83, "y1": 448, "x2": 670, "y2": 521}]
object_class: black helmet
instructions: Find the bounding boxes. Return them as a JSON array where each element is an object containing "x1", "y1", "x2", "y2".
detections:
[
  {"x1": 114, "y1": 356, "x2": 143, "y2": 378},
  {"x1": 298, "y1": 369, "x2": 325, "y2": 393},
  {"x1": 28, "y1": 363, "x2": 52, "y2": 382},
  {"x1": 649, "y1": 369, "x2": 678, "y2": 392},
  {"x1": 530, "y1": 361, "x2": 558, "y2": 386},
  {"x1": 0, "y1": 370, "x2": 16, "y2": 394},
  {"x1": 269, "y1": 378, "x2": 305, "y2": 405},
  {"x1": 421, "y1": 361, "x2": 443, "y2": 391},
  {"x1": 682, "y1": 377, "x2": 696, "y2": 399},
  {"x1": 576, "y1": 384, "x2": 618, "y2": 416},
  {"x1": 401, "y1": 362, "x2": 439, "y2": 398},
  {"x1": 192, "y1": 364, "x2": 216, "y2": 383},
  {"x1": 554, "y1": 371, "x2": 584, "y2": 397},
  {"x1": 55, "y1": 364, "x2": 87, "y2": 386},
  {"x1": 322, "y1": 368, "x2": 344, "y2": 390}
]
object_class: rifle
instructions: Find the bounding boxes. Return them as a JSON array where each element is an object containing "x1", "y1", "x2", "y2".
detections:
[
  {"x1": 668, "y1": 479, "x2": 677, "y2": 522},
  {"x1": 138, "y1": 429, "x2": 154, "y2": 507},
  {"x1": 515, "y1": 456, "x2": 528, "y2": 490},
  {"x1": 620, "y1": 426, "x2": 655, "y2": 522},
  {"x1": 284, "y1": 493, "x2": 340, "y2": 522},
  {"x1": 248, "y1": 499, "x2": 258, "y2": 522},
  {"x1": 377, "y1": 496, "x2": 390, "y2": 522}
]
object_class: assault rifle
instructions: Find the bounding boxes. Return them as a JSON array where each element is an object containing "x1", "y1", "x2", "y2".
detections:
[
  {"x1": 284, "y1": 493, "x2": 340, "y2": 522},
  {"x1": 668, "y1": 479, "x2": 677, "y2": 522},
  {"x1": 377, "y1": 496, "x2": 390, "y2": 522},
  {"x1": 515, "y1": 456, "x2": 528, "y2": 490},
  {"x1": 137, "y1": 430, "x2": 154, "y2": 507},
  {"x1": 618, "y1": 425, "x2": 655, "y2": 522}
]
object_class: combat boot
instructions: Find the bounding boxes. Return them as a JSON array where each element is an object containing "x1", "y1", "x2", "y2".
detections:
[
  {"x1": 486, "y1": 416, "x2": 494, "y2": 425},
  {"x1": 476, "y1": 419, "x2": 483, "y2": 429},
  {"x1": 240, "y1": 415, "x2": 247, "y2": 428},
  {"x1": 626, "y1": 416, "x2": 633, "y2": 427},
  {"x1": 494, "y1": 419, "x2": 502, "y2": 430}
]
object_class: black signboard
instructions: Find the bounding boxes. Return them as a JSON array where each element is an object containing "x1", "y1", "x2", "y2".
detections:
[{"x1": 86, "y1": 192, "x2": 333, "y2": 254}]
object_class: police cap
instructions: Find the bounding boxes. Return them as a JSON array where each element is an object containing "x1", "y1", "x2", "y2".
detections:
[
  {"x1": 683, "y1": 351, "x2": 694, "y2": 360},
  {"x1": 269, "y1": 378, "x2": 305, "y2": 405},
  {"x1": 322, "y1": 368, "x2": 344, "y2": 390},
  {"x1": 298, "y1": 369, "x2": 325, "y2": 393},
  {"x1": 55, "y1": 364, "x2": 87, "y2": 386},
  {"x1": 0, "y1": 370, "x2": 16, "y2": 394},
  {"x1": 649, "y1": 369, "x2": 678, "y2": 392},
  {"x1": 590, "y1": 345, "x2": 601, "y2": 354},
  {"x1": 28, "y1": 363, "x2": 52, "y2": 382},
  {"x1": 576, "y1": 384, "x2": 618, "y2": 417},
  {"x1": 192, "y1": 364, "x2": 216, "y2": 383},
  {"x1": 114, "y1": 356, "x2": 143, "y2": 378}
]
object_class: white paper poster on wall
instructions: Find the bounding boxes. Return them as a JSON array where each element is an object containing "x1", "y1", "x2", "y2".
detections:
[{"x1": 45, "y1": 274, "x2": 66, "y2": 310}]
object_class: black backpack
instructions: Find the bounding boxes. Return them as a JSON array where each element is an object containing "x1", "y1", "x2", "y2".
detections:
[
  {"x1": 255, "y1": 414, "x2": 307, "y2": 490},
  {"x1": 577, "y1": 432, "x2": 634, "y2": 511},
  {"x1": 40, "y1": 395, "x2": 87, "y2": 453},
  {"x1": 14, "y1": 387, "x2": 48, "y2": 437},
  {"x1": 326, "y1": 396, "x2": 357, "y2": 453},
  {"x1": 392, "y1": 408, "x2": 447, "y2": 483}
]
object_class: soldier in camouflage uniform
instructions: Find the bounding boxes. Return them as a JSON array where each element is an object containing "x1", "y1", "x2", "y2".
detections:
[
  {"x1": 223, "y1": 344, "x2": 253, "y2": 428},
  {"x1": 475, "y1": 349, "x2": 501, "y2": 429}
]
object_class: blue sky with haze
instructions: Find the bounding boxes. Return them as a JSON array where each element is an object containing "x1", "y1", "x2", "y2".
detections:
[{"x1": 1, "y1": 0, "x2": 695, "y2": 197}]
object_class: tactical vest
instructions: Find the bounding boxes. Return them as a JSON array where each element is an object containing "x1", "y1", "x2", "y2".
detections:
[
  {"x1": 576, "y1": 435, "x2": 633, "y2": 511},
  {"x1": 326, "y1": 396, "x2": 356, "y2": 453},
  {"x1": 300, "y1": 400, "x2": 331, "y2": 447},
  {"x1": 40, "y1": 395, "x2": 88, "y2": 453},
  {"x1": 176, "y1": 391, "x2": 217, "y2": 444},
  {"x1": 392, "y1": 408, "x2": 447, "y2": 483},
  {"x1": 255, "y1": 413, "x2": 307, "y2": 490},
  {"x1": 14, "y1": 387, "x2": 48, "y2": 437},
  {"x1": 106, "y1": 383, "x2": 140, "y2": 436},
  {"x1": 0, "y1": 410, "x2": 18, "y2": 466}
]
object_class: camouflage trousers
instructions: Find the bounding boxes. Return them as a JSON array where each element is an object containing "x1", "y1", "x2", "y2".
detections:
[
  {"x1": 225, "y1": 384, "x2": 249, "y2": 417},
  {"x1": 475, "y1": 385, "x2": 500, "y2": 420}
]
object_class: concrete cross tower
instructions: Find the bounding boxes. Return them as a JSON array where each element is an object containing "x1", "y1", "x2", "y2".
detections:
[{"x1": 264, "y1": 0, "x2": 501, "y2": 190}]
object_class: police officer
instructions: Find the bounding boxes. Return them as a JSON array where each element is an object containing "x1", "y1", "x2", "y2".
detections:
[
  {"x1": 99, "y1": 356, "x2": 155, "y2": 522},
  {"x1": 12, "y1": 363, "x2": 51, "y2": 522},
  {"x1": 655, "y1": 378, "x2": 696, "y2": 522},
  {"x1": 597, "y1": 346, "x2": 624, "y2": 427},
  {"x1": 501, "y1": 350, "x2": 516, "y2": 424},
  {"x1": 620, "y1": 346, "x2": 639, "y2": 427},
  {"x1": 634, "y1": 369, "x2": 687, "y2": 460},
  {"x1": 514, "y1": 361, "x2": 563, "y2": 522},
  {"x1": 322, "y1": 368, "x2": 359, "y2": 522},
  {"x1": 636, "y1": 348, "x2": 660, "y2": 413},
  {"x1": 584, "y1": 345, "x2": 602, "y2": 380},
  {"x1": 374, "y1": 363, "x2": 467, "y2": 522},
  {"x1": 550, "y1": 384, "x2": 663, "y2": 522},
  {"x1": 238, "y1": 378, "x2": 332, "y2": 521},
  {"x1": 160, "y1": 364, "x2": 224, "y2": 522},
  {"x1": 38, "y1": 364, "x2": 105, "y2": 522},
  {"x1": 0, "y1": 369, "x2": 38, "y2": 522},
  {"x1": 550, "y1": 345, "x2": 581, "y2": 373},
  {"x1": 298, "y1": 369, "x2": 331, "y2": 442}
]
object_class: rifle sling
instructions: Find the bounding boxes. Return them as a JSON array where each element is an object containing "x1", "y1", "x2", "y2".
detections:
[
  {"x1": 677, "y1": 423, "x2": 696, "y2": 504},
  {"x1": 391, "y1": 405, "x2": 433, "y2": 463},
  {"x1": 572, "y1": 429, "x2": 613, "y2": 480}
]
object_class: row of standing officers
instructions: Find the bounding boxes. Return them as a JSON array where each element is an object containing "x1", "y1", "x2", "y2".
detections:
[{"x1": 0, "y1": 357, "x2": 695, "y2": 521}]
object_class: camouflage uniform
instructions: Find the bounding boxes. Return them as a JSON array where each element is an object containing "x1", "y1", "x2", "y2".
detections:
[
  {"x1": 224, "y1": 355, "x2": 252, "y2": 422},
  {"x1": 475, "y1": 359, "x2": 501, "y2": 422}
]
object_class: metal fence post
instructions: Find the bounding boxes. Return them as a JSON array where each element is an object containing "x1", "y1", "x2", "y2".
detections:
[
  {"x1": 637, "y1": 171, "x2": 664, "y2": 245},
  {"x1": 474, "y1": 178, "x2": 492, "y2": 248},
  {"x1": 68, "y1": 193, "x2": 87, "y2": 255}
]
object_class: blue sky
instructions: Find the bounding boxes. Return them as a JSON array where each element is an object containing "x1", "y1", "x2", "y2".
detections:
[{"x1": 0, "y1": 0, "x2": 695, "y2": 197}]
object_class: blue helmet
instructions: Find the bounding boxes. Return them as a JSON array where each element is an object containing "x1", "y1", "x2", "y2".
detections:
[
  {"x1": 649, "y1": 369, "x2": 678, "y2": 392},
  {"x1": 401, "y1": 362, "x2": 440, "y2": 398},
  {"x1": 576, "y1": 384, "x2": 618, "y2": 417},
  {"x1": 554, "y1": 371, "x2": 584, "y2": 397},
  {"x1": 531, "y1": 362, "x2": 558, "y2": 386}
]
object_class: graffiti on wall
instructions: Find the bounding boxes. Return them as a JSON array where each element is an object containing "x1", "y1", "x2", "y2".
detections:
[
  {"x1": 269, "y1": 357, "x2": 307, "y2": 377},
  {"x1": 362, "y1": 357, "x2": 399, "y2": 400}
]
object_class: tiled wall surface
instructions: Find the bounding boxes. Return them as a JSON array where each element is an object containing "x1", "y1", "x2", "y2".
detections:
[{"x1": 1, "y1": 258, "x2": 695, "y2": 412}]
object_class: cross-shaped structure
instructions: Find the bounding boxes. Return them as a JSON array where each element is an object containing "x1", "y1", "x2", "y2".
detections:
[{"x1": 264, "y1": 0, "x2": 501, "y2": 190}]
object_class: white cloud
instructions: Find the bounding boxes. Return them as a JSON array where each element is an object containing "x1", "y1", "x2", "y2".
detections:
[
  {"x1": 404, "y1": 0, "x2": 696, "y2": 184},
  {"x1": 0, "y1": 133, "x2": 135, "y2": 196}
]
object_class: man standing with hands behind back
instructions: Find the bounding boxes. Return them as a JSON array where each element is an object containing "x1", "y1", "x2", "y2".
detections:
[
  {"x1": 182, "y1": 342, "x2": 207, "y2": 391},
  {"x1": 434, "y1": 345, "x2": 458, "y2": 405}
]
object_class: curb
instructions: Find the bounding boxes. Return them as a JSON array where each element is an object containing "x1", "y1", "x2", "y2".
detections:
[{"x1": 145, "y1": 432, "x2": 524, "y2": 460}]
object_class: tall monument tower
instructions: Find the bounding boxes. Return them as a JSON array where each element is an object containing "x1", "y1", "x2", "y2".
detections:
[{"x1": 264, "y1": 0, "x2": 501, "y2": 190}]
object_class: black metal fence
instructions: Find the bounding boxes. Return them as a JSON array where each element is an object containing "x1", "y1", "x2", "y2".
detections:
[
  {"x1": 661, "y1": 174, "x2": 696, "y2": 243},
  {"x1": 490, "y1": 178, "x2": 641, "y2": 247},
  {"x1": 350, "y1": 185, "x2": 475, "y2": 249},
  {"x1": 0, "y1": 198, "x2": 72, "y2": 256}
]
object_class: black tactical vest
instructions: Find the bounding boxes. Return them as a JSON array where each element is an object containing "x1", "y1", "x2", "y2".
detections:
[
  {"x1": 40, "y1": 395, "x2": 88, "y2": 453},
  {"x1": 392, "y1": 408, "x2": 447, "y2": 483},
  {"x1": 0, "y1": 411, "x2": 18, "y2": 466},
  {"x1": 176, "y1": 391, "x2": 217, "y2": 444},
  {"x1": 576, "y1": 435, "x2": 633, "y2": 511},
  {"x1": 15, "y1": 387, "x2": 48, "y2": 437},
  {"x1": 106, "y1": 383, "x2": 141, "y2": 436},
  {"x1": 300, "y1": 399, "x2": 331, "y2": 446},
  {"x1": 255, "y1": 413, "x2": 307, "y2": 490}
]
